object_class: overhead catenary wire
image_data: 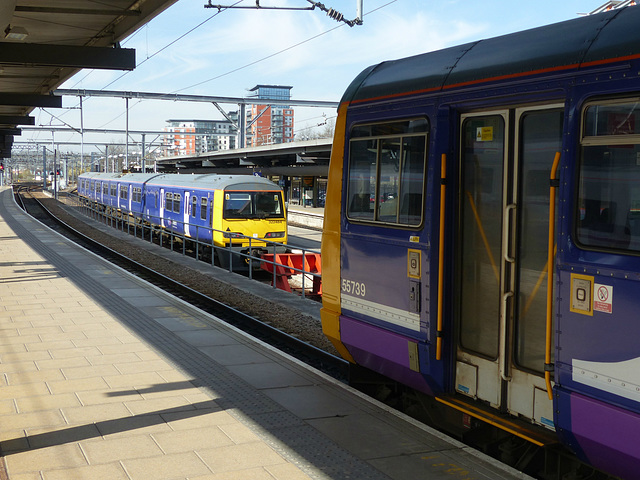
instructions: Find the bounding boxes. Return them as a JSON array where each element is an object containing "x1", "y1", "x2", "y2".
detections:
[
  {"x1": 46, "y1": 0, "x2": 398, "y2": 134},
  {"x1": 175, "y1": 0, "x2": 397, "y2": 93}
]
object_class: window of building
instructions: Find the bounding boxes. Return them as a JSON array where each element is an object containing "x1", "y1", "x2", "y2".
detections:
[
  {"x1": 347, "y1": 118, "x2": 428, "y2": 226},
  {"x1": 577, "y1": 98, "x2": 640, "y2": 252}
]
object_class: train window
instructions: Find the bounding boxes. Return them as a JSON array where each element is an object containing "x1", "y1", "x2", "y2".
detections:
[
  {"x1": 191, "y1": 196, "x2": 197, "y2": 218},
  {"x1": 165, "y1": 192, "x2": 173, "y2": 212},
  {"x1": 223, "y1": 192, "x2": 284, "y2": 219},
  {"x1": 201, "y1": 198, "x2": 208, "y2": 220},
  {"x1": 173, "y1": 193, "x2": 181, "y2": 213},
  {"x1": 347, "y1": 118, "x2": 428, "y2": 226},
  {"x1": 578, "y1": 100, "x2": 640, "y2": 252},
  {"x1": 347, "y1": 139, "x2": 377, "y2": 221},
  {"x1": 514, "y1": 109, "x2": 563, "y2": 373},
  {"x1": 110, "y1": 184, "x2": 116, "y2": 197},
  {"x1": 583, "y1": 101, "x2": 640, "y2": 136},
  {"x1": 255, "y1": 193, "x2": 283, "y2": 217},
  {"x1": 119, "y1": 185, "x2": 128, "y2": 200}
]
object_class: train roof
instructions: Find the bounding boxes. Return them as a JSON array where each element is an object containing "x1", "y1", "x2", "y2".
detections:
[
  {"x1": 342, "y1": 6, "x2": 640, "y2": 104},
  {"x1": 78, "y1": 172, "x2": 282, "y2": 191},
  {"x1": 146, "y1": 173, "x2": 281, "y2": 191},
  {"x1": 79, "y1": 172, "x2": 130, "y2": 183}
]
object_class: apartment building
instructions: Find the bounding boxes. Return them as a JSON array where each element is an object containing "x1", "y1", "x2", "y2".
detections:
[
  {"x1": 247, "y1": 85, "x2": 295, "y2": 147},
  {"x1": 163, "y1": 116, "x2": 238, "y2": 156}
]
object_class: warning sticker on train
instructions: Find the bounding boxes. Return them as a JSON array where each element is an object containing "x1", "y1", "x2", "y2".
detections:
[
  {"x1": 476, "y1": 126, "x2": 493, "y2": 142},
  {"x1": 594, "y1": 284, "x2": 613, "y2": 314}
]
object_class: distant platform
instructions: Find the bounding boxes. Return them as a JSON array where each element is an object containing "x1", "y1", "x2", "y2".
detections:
[{"x1": 288, "y1": 206, "x2": 324, "y2": 229}]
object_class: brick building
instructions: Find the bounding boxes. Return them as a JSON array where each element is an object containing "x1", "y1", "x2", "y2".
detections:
[{"x1": 247, "y1": 85, "x2": 294, "y2": 147}]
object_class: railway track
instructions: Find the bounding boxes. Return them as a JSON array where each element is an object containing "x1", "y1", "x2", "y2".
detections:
[{"x1": 14, "y1": 185, "x2": 348, "y2": 381}]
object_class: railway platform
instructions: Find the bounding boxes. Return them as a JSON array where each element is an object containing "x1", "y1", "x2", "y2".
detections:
[
  {"x1": 287, "y1": 206, "x2": 324, "y2": 230},
  {"x1": 0, "y1": 186, "x2": 531, "y2": 480}
]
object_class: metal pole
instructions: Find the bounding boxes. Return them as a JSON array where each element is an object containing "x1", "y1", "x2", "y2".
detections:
[
  {"x1": 104, "y1": 145, "x2": 108, "y2": 173},
  {"x1": 141, "y1": 133, "x2": 146, "y2": 173},
  {"x1": 125, "y1": 97, "x2": 129, "y2": 171},
  {"x1": 239, "y1": 103, "x2": 246, "y2": 148},
  {"x1": 53, "y1": 149, "x2": 57, "y2": 200},
  {"x1": 42, "y1": 146, "x2": 46, "y2": 189},
  {"x1": 80, "y1": 96, "x2": 84, "y2": 174}
]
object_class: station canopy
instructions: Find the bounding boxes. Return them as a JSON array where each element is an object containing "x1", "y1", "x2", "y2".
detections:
[{"x1": 0, "y1": 0, "x2": 179, "y2": 159}]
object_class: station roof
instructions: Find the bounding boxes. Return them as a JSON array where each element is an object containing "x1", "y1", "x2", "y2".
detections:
[
  {"x1": 0, "y1": 0, "x2": 179, "y2": 158},
  {"x1": 157, "y1": 138, "x2": 333, "y2": 177}
]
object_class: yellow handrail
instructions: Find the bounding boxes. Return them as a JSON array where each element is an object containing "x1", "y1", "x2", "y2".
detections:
[
  {"x1": 521, "y1": 244, "x2": 557, "y2": 319},
  {"x1": 545, "y1": 152, "x2": 561, "y2": 400},
  {"x1": 436, "y1": 154, "x2": 446, "y2": 360}
]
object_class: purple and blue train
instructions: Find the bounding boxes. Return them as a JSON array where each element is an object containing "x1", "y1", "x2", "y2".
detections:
[{"x1": 321, "y1": 6, "x2": 640, "y2": 479}]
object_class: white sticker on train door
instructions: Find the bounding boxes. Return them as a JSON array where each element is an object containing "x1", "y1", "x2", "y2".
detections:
[{"x1": 594, "y1": 284, "x2": 613, "y2": 314}]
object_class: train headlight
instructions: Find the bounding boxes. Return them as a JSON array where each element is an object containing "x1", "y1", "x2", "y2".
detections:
[
  {"x1": 264, "y1": 231, "x2": 285, "y2": 239},
  {"x1": 223, "y1": 231, "x2": 243, "y2": 239}
]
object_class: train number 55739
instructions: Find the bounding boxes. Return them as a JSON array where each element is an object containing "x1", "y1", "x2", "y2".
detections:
[{"x1": 341, "y1": 279, "x2": 366, "y2": 297}]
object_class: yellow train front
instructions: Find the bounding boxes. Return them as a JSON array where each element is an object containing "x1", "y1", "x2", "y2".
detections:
[{"x1": 209, "y1": 181, "x2": 288, "y2": 267}]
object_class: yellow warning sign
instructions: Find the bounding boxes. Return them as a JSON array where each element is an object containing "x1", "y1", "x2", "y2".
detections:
[{"x1": 476, "y1": 126, "x2": 494, "y2": 142}]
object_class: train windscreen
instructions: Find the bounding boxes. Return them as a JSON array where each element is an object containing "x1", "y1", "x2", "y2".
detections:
[{"x1": 223, "y1": 192, "x2": 284, "y2": 219}]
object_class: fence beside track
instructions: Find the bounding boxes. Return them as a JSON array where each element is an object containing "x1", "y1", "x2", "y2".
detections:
[{"x1": 63, "y1": 192, "x2": 322, "y2": 299}]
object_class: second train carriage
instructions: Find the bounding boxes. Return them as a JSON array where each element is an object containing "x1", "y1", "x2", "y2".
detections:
[
  {"x1": 78, "y1": 172, "x2": 287, "y2": 263},
  {"x1": 321, "y1": 6, "x2": 640, "y2": 479}
]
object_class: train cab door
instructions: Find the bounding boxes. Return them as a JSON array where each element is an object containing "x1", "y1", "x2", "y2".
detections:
[{"x1": 454, "y1": 106, "x2": 563, "y2": 428}]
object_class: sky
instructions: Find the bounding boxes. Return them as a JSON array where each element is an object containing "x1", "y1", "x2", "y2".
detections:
[{"x1": 20, "y1": 0, "x2": 609, "y2": 155}]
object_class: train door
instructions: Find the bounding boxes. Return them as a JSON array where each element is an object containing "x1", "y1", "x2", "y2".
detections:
[
  {"x1": 183, "y1": 191, "x2": 190, "y2": 236},
  {"x1": 160, "y1": 188, "x2": 165, "y2": 227},
  {"x1": 455, "y1": 106, "x2": 563, "y2": 427}
]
